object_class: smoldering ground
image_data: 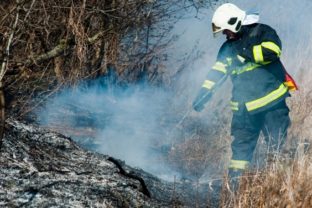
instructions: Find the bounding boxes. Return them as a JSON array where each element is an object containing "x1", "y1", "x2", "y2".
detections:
[{"x1": 37, "y1": 78, "x2": 186, "y2": 180}]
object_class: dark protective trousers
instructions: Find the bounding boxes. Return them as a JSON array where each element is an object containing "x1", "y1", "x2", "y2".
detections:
[{"x1": 230, "y1": 100, "x2": 290, "y2": 167}]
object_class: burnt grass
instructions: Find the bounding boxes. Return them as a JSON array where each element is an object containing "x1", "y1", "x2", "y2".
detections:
[{"x1": 0, "y1": 119, "x2": 225, "y2": 207}]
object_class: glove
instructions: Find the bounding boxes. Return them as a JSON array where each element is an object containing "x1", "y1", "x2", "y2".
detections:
[
  {"x1": 192, "y1": 89, "x2": 212, "y2": 112},
  {"x1": 192, "y1": 100, "x2": 205, "y2": 112}
]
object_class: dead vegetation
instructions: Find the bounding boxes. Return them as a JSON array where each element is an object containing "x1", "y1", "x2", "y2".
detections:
[
  {"x1": 0, "y1": 0, "x2": 208, "y2": 150},
  {"x1": 1, "y1": 0, "x2": 201, "y2": 119},
  {"x1": 219, "y1": 145, "x2": 312, "y2": 208}
]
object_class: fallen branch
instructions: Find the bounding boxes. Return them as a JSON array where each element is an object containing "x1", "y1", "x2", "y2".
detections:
[
  {"x1": 108, "y1": 157, "x2": 151, "y2": 198},
  {"x1": 9, "y1": 30, "x2": 108, "y2": 72},
  {"x1": 24, "y1": 39, "x2": 69, "y2": 66}
]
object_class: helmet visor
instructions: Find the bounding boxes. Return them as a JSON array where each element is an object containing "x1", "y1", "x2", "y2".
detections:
[{"x1": 212, "y1": 23, "x2": 222, "y2": 37}]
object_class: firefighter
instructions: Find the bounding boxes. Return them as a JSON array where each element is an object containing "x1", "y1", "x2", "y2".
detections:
[{"x1": 192, "y1": 3, "x2": 297, "y2": 189}]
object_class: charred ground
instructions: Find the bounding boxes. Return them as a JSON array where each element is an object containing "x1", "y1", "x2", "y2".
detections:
[{"x1": 0, "y1": 119, "x2": 222, "y2": 207}]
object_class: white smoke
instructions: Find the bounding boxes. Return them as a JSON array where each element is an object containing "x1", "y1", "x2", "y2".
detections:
[{"x1": 37, "y1": 82, "x2": 184, "y2": 180}]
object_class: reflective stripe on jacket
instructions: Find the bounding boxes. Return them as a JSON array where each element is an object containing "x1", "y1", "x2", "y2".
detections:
[{"x1": 198, "y1": 23, "x2": 291, "y2": 114}]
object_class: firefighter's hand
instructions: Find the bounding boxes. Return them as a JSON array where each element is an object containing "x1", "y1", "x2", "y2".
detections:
[
  {"x1": 192, "y1": 89, "x2": 212, "y2": 112},
  {"x1": 192, "y1": 101, "x2": 205, "y2": 112}
]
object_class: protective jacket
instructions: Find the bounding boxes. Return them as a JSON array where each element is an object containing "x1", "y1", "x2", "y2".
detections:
[{"x1": 193, "y1": 23, "x2": 297, "y2": 114}]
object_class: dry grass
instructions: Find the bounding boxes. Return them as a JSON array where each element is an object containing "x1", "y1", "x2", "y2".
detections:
[{"x1": 220, "y1": 145, "x2": 312, "y2": 208}]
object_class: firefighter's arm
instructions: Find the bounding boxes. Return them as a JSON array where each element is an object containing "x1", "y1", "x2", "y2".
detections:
[
  {"x1": 192, "y1": 61, "x2": 228, "y2": 112},
  {"x1": 240, "y1": 25, "x2": 282, "y2": 64}
]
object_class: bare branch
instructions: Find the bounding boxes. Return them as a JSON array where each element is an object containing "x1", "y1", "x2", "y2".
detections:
[
  {"x1": 0, "y1": 0, "x2": 21, "y2": 80},
  {"x1": 12, "y1": 30, "x2": 109, "y2": 68},
  {"x1": 25, "y1": 39, "x2": 68, "y2": 66},
  {"x1": 23, "y1": 0, "x2": 36, "y2": 21}
]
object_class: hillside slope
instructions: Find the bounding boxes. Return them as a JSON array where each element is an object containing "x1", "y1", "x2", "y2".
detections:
[{"x1": 0, "y1": 119, "x2": 220, "y2": 207}]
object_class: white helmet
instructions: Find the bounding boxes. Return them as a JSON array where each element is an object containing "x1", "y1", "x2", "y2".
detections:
[{"x1": 212, "y1": 3, "x2": 246, "y2": 34}]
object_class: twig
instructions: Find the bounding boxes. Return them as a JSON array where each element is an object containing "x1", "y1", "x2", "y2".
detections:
[
  {"x1": 18, "y1": 82, "x2": 64, "y2": 118},
  {"x1": 24, "y1": 0, "x2": 36, "y2": 21}
]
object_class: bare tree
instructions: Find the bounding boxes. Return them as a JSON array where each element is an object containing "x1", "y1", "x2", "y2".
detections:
[{"x1": 0, "y1": 0, "x2": 22, "y2": 148}]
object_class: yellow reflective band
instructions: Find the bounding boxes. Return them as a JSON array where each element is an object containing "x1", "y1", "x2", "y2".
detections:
[
  {"x1": 246, "y1": 84, "x2": 288, "y2": 111},
  {"x1": 230, "y1": 101, "x2": 239, "y2": 111},
  {"x1": 237, "y1": 55, "x2": 246, "y2": 63},
  {"x1": 229, "y1": 160, "x2": 249, "y2": 170},
  {"x1": 253, "y1": 45, "x2": 264, "y2": 63},
  {"x1": 261, "y1": 41, "x2": 281, "y2": 57},
  {"x1": 202, "y1": 80, "x2": 215, "y2": 90},
  {"x1": 231, "y1": 62, "x2": 261, "y2": 75},
  {"x1": 212, "y1": 62, "x2": 227, "y2": 74}
]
